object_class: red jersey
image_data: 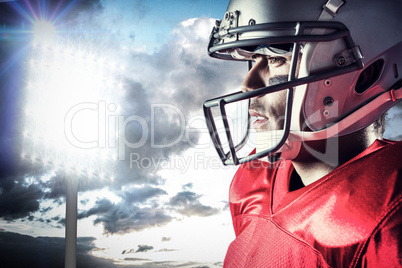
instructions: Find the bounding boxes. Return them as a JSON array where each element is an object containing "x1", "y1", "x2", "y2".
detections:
[{"x1": 224, "y1": 139, "x2": 402, "y2": 267}]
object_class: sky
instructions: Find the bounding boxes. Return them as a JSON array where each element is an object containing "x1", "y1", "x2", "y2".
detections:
[
  {"x1": 0, "y1": 0, "x2": 245, "y2": 267},
  {"x1": 0, "y1": 0, "x2": 401, "y2": 267}
]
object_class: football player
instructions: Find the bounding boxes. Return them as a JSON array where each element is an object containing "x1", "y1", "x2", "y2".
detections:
[{"x1": 203, "y1": 0, "x2": 402, "y2": 266}]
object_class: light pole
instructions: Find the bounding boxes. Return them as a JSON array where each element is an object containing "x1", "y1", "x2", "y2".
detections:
[{"x1": 64, "y1": 176, "x2": 78, "y2": 268}]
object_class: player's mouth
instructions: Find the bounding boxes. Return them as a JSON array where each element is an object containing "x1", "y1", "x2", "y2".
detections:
[{"x1": 249, "y1": 110, "x2": 269, "y2": 131}]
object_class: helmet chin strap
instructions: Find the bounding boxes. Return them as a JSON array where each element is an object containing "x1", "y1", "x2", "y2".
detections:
[{"x1": 256, "y1": 83, "x2": 402, "y2": 163}]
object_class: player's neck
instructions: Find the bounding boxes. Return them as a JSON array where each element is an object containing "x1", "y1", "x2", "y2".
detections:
[{"x1": 291, "y1": 127, "x2": 380, "y2": 186}]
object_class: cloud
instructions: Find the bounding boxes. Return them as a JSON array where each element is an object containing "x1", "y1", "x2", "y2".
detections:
[
  {"x1": 124, "y1": 257, "x2": 152, "y2": 261},
  {"x1": 182, "y1": 183, "x2": 193, "y2": 190},
  {"x1": 119, "y1": 185, "x2": 167, "y2": 204},
  {"x1": 157, "y1": 248, "x2": 178, "y2": 252},
  {"x1": 136, "y1": 244, "x2": 154, "y2": 253},
  {"x1": 122, "y1": 244, "x2": 154, "y2": 254},
  {"x1": 77, "y1": 185, "x2": 222, "y2": 233},
  {"x1": 161, "y1": 236, "x2": 171, "y2": 242},
  {"x1": 75, "y1": 185, "x2": 170, "y2": 233},
  {"x1": 0, "y1": 176, "x2": 44, "y2": 221},
  {"x1": 0, "y1": 231, "x2": 116, "y2": 267},
  {"x1": 169, "y1": 191, "x2": 219, "y2": 217},
  {"x1": 78, "y1": 198, "x2": 172, "y2": 234}
]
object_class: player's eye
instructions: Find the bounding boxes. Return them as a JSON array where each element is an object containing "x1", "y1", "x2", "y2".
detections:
[{"x1": 267, "y1": 57, "x2": 286, "y2": 67}]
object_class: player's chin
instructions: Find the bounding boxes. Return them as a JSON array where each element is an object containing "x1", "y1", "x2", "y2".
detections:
[{"x1": 268, "y1": 153, "x2": 282, "y2": 163}]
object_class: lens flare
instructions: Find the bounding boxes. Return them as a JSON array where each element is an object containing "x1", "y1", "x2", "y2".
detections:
[{"x1": 32, "y1": 19, "x2": 56, "y2": 44}]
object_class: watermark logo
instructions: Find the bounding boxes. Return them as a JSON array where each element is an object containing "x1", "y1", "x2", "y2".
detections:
[
  {"x1": 63, "y1": 99, "x2": 343, "y2": 171},
  {"x1": 64, "y1": 101, "x2": 211, "y2": 161}
]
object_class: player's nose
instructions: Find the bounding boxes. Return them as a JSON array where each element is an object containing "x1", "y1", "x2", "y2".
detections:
[{"x1": 241, "y1": 58, "x2": 268, "y2": 93}]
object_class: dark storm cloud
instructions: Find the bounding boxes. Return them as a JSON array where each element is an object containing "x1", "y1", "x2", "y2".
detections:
[
  {"x1": 78, "y1": 198, "x2": 114, "y2": 218},
  {"x1": 169, "y1": 191, "x2": 219, "y2": 217},
  {"x1": 78, "y1": 198, "x2": 172, "y2": 234},
  {"x1": 0, "y1": 176, "x2": 44, "y2": 221},
  {"x1": 41, "y1": 173, "x2": 66, "y2": 200}
]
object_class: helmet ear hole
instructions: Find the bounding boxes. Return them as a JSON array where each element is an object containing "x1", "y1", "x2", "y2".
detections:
[{"x1": 355, "y1": 59, "x2": 384, "y2": 94}]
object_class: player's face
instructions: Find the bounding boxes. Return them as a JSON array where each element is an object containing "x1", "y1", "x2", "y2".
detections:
[{"x1": 242, "y1": 54, "x2": 293, "y2": 132}]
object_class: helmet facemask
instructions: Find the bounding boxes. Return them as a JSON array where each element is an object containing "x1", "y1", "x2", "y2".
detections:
[{"x1": 204, "y1": 19, "x2": 364, "y2": 165}]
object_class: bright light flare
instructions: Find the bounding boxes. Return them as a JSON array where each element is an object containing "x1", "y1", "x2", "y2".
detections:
[
  {"x1": 32, "y1": 19, "x2": 56, "y2": 45},
  {"x1": 22, "y1": 36, "x2": 123, "y2": 181}
]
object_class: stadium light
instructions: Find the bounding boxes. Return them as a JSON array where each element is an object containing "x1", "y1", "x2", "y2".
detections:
[
  {"x1": 32, "y1": 19, "x2": 56, "y2": 45},
  {"x1": 22, "y1": 20, "x2": 122, "y2": 268}
]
